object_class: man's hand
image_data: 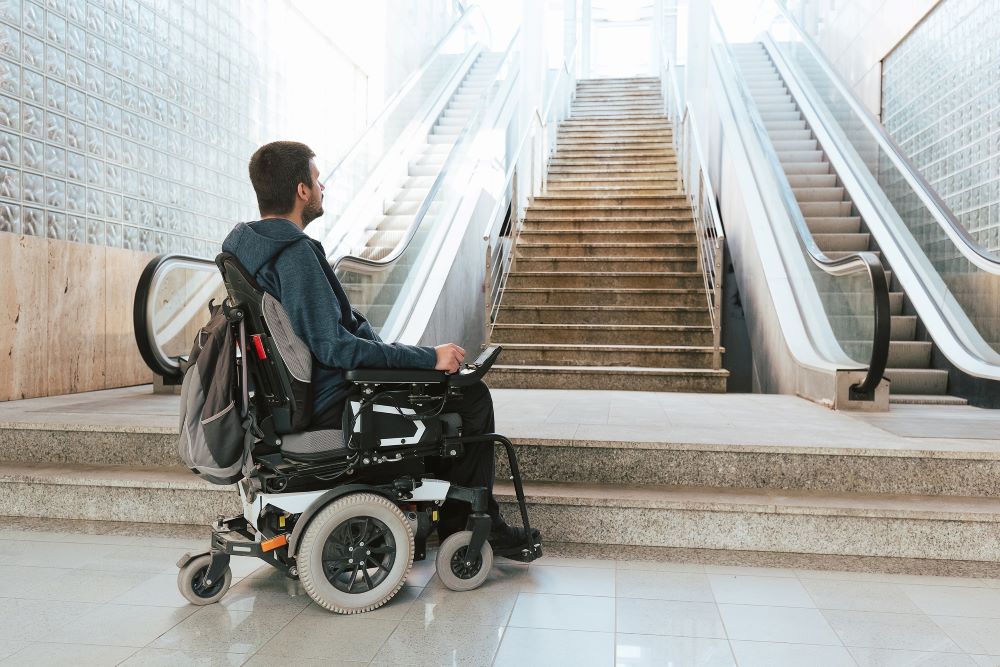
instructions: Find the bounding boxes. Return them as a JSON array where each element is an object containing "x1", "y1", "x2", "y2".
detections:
[{"x1": 435, "y1": 343, "x2": 466, "y2": 374}]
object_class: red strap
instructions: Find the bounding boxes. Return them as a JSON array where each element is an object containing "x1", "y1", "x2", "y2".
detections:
[{"x1": 251, "y1": 334, "x2": 267, "y2": 360}]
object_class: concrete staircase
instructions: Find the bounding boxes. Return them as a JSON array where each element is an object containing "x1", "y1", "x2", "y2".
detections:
[
  {"x1": 340, "y1": 52, "x2": 505, "y2": 330},
  {"x1": 1, "y1": 387, "x2": 999, "y2": 568},
  {"x1": 488, "y1": 77, "x2": 728, "y2": 392},
  {"x1": 732, "y1": 44, "x2": 964, "y2": 406}
]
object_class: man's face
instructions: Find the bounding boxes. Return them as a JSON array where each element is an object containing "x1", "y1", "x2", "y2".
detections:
[{"x1": 301, "y1": 160, "x2": 325, "y2": 227}]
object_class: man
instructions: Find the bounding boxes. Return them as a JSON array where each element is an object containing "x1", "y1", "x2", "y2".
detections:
[{"x1": 222, "y1": 140, "x2": 528, "y2": 549}]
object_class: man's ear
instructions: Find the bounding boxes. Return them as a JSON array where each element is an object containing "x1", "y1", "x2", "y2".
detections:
[{"x1": 297, "y1": 181, "x2": 309, "y2": 201}]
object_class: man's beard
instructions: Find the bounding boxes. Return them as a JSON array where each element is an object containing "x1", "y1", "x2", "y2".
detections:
[{"x1": 302, "y1": 197, "x2": 324, "y2": 227}]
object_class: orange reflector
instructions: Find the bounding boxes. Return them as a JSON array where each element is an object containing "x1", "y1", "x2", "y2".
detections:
[{"x1": 261, "y1": 534, "x2": 288, "y2": 552}]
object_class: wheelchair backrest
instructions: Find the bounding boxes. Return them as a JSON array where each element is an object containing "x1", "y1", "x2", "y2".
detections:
[{"x1": 215, "y1": 252, "x2": 314, "y2": 435}]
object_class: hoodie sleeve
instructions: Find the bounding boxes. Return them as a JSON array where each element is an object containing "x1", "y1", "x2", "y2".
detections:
[{"x1": 272, "y1": 241, "x2": 437, "y2": 370}]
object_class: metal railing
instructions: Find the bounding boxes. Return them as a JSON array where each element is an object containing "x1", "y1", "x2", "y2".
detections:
[
  {"x1": 712, "y1": 11, "x2": 890, "y2": 399},
  {"x1": 485, "y1": 56, "x2": 577, "y2": 333},
  {"x1": 662, "y1": 55, "x2": 726, "y2": 368}
]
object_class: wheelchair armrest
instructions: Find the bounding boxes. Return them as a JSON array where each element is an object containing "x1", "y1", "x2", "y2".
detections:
[{"x1": 344, "y1": 368, "x2": 449, "y2": 384}]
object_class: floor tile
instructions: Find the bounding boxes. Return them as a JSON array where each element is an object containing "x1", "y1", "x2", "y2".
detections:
[
  {"x1": 117, "y1": 648, "x2": 248, "y2": 666},
  {"x1": 822, "y1": 609, "x2": 962, "y2": 652},
  {"x1": 405, "y1": 586, "x2": 518, "y2": 626},
  {"x1": 0, "y1": 565, "x2": 148, "y2": 603},
  {"x1": 425, "y1": 561, "x2": 532, "y2": 592},
  {"x1": 494, "y1": 627, "x2": 614, "y2": 667},
  {"x1": 971, "y1": 656, "x2": 1000, "y2": 667},
  {"x1": 730, "y1": 640, "x2": 856, "y2": 667},
  {"x1": 709, "y1": 574, "x2": 815, "y2": 607},
  {"x1": 718, "y1": 604, "x2": 841, "y2": 645},
  {"x1": 0, "y1": 642, "x2": 137, "y2": 666},
  {"x1": 243, "y1": 656, "x2": 364, "y2": 667},
  {"x1": 219, "y1": 573, "x2": 313, "y2": 615},
  {"x1": 508, "y1": 592, "x2": 615, "y2": 632},
  {"x1": 615, "y1": 634, "x2": 735, "y2": 667},
  {"x1": 616, "y1": 598, "x2": 726, "y2": 638},
  {"x1": 0, "y1": 642, "x2": 23, "y2": 661},
  {"x1": 0, "y1": 598, "x2": 98, "y2": 641},
  {"x1": 151, "y1": 605, "x2": 297, "y2": 654},
  {"x1": 58, "y1": 602, "x2": 196, "y2": 647},
  {"x1": 74, "y1": 544, "x2": 183, "y2": 574},
  {"x1": 255, "y1": 614, "x2": 399, "y2": 662},
  {"x1": 518, "y1": 565, "x2": 615, "y2": 596},
  {"x1": 802, "y1": 578, "x2": 923, "y2": 614},
  {"x1": 616, "y1": 559, "x2": 706, "y2": 574},
  {"x1": 369, "y1": 620, "x2": 505, "y2": 667},
  {"x1": 704, "y1": 565, "x2": 800, "y2": 578},
  {"x1": 850, "y1": 647, "x2": 980, "y2": 666},
  {"x1": 0, "y1": 540, "x2": 110, "y2": 569},
  {"x1": 616, "y1": 569, "x2": 715, "y2": 602},
  {"x1": 536, "y1": 555, "x2": 616, "y2": 569},
  {"x1": 404, "y1": 556, "x2": 439, "y2": 588},
  {"x1": 110, "y1": 573, "x2": 192, "y2": 607},
  {"x1": 901, "y1": 585, "x2": 1000, "y2": 618},
  {"x1": 932, "y1": 615, "x2": 1000, "y2": 655}
]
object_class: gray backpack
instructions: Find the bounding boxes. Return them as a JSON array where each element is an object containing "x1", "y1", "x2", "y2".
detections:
[{"x1": 177, "y1": 300, "x2": 249, "y2": 484}]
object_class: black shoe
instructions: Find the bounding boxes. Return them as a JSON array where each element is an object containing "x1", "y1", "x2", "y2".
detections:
[{"x1": 488, "y1": 522, "x2": 540, "y2": 551}]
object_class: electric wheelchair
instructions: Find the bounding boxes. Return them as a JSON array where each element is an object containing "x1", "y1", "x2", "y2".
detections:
[{"x1": 175, "y1": 252, "x2": 541, "y2": 614}]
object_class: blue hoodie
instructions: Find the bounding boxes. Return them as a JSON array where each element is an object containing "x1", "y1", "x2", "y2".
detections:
[{"x1": 221, "y1": 218, "x2": 437, "y2": 412}]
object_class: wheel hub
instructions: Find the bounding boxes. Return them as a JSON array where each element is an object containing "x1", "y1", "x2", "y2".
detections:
[{"x1": 321, "y1": 516, "x2": 396, "y2": 594}]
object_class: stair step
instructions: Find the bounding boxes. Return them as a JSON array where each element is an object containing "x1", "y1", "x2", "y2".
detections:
[
  {"x1": 525, "y1": 206, "x2": 694, "y2": 219},
  {"x1": 778, "y1": 149, "x2": 825, "y2": 163},
  {"x1": 519, "y1": 229, "x2": 694, "y2": 243},
  {"x1": 793, "y1": 186, "x2": 845, "y2": 202},
  {"x1": 890, "y1": 394, "x2": 968, "y2": 406},
  {"x1": 522, "y1": 218, "x2": 692, "y2": 231},
  {"x1": 885, "y1": 368, "x2": 950, "y2": 395},
  {"x1": 488, "y1": 366, "x2": 728, "y2": 392},
  {"x1": 805, "y1": 216, "x2": 861, "y2": 234},
  {"x1": 542, "y1": 186, "x2": 682, "y2": 197},
  {"x1": 493, "y1": 437, "x2": 1000, "y2": 496},
  {"x1": 502, "y1": 287, "x2": 708, "y2": 307},
  {"x1": 491, "y1": 323, "x2": 713, "y2": 346},
  {"x1": 493, "y1": 481, "x2": 1000, "y2": 561},
  {"x1": 499, "y1": 343, "x2": 717, "y2": 368},
  {"x1": 811, "y1": 232, "x2": 870, "y2": 251},
  {"x1": 512, "y1": 257, "x2": 699, "y2": 273},
  {"x1": 531, "y1": 194, "x2": 686, "y2": 207},
  {"x1": 516, "y1": 243, "x2": 697, "y2": 258},
  {"x1": 782, "y1": 162, "x2": 831, "y2": 175},
  {"x1": 495, "y1": 304, "x2": 710, "y2": 325},
  {"x1": 505, "y1": 271, "x2": 705, "y2": 289},
  {"x1": 799, "y1": 201, "x2": 853, "y2": 216},
  {"x1": 764, "y1": 119, "x2": 807, "y2": 131}
]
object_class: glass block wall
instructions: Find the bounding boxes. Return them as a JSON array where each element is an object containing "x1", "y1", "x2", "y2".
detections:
[
  {"x1": 0, "y1": 0, "x2": 455, "y2": 258},
  {"x1": 881, "y1": 0, "x2": 1000, "y2": 253}
]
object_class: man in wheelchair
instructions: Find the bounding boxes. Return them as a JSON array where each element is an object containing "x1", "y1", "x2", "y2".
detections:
[{"x1": 175, "y1": 141, "x2": 540, "y2": 612}]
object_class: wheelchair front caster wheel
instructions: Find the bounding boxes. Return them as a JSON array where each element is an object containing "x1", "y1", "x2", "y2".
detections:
[
  {"x1": 436, "y1": 530, "x2": 493, "y2": 592},
  {"x1": 177, "y1": 554, "x2": 232, "y2": 605}
]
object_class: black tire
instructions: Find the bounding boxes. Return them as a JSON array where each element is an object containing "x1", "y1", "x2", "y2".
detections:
[
  {"x1": 435, "y1": 530, "x2": 493, "y2": 592},
  {"x1": 297, "y1": 493, "x2": 414, "y2": 614},
  {"x1": 177, "y1": 554, "x2": 232, "y2": 605}
]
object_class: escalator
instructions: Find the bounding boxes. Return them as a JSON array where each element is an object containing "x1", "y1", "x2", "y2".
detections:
[
  {"x1": 696, "y1": 0, "x2": 1000, "y2": 408},
  {"x1": 134, "y1": 11, "x2": 576, "y2": 384}
]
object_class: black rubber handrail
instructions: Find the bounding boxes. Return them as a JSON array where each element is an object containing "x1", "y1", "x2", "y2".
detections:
[
  {"x1": 713, "y1": 14, "x2": 890, "y2": 400},
  {"x1": 134, "y1": 253, "x2": 217, "y2": 379}
]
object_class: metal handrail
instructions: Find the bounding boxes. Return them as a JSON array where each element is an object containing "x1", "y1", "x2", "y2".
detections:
[
  {"x1": 769, "y1": 1, "x2": 1000, "y2": 272},
  {"x1": 319, "y1": 6, "x2": 482, "y2": 187},
  {"x1": 662, "y1": 51, "x2": 726, "y2": 367},
  {"x1": 134, "y1": 254, "x2": 219, "y2": 378},
  {"x1": 713, "y1": 12, "x2": 889, "y2": 398},
  {"x1": 485, "y1": 55, "x2": 577, "y2": 329},
  {"x1": 333, "y1": 28, "x2": 521, "y2": 275}
]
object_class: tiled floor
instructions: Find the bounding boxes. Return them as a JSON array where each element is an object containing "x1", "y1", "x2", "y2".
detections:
[{"x1": 0, "y1": 520, "x2": 998, "y2": 666}]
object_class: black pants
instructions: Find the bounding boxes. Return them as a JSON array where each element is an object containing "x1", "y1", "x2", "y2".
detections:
[{"x1": 310, "y1": 380, "x2": 502, "y2": 535}]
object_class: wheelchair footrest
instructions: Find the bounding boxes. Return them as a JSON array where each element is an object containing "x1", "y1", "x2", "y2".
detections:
[{"x1": 493, "y1": 535, "x2": 543, "y2": 563}]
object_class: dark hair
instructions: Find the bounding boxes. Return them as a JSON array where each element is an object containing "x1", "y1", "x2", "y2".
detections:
[{"x1": 248, "y1": 141, "x2": 316, "y2": 215}]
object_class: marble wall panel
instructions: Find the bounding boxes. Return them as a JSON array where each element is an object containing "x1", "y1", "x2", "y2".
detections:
[
  {"x1": 45, "y1": 238, "x2": 106, "y2": 395},
  {"x1": 104, "y1": 246, "x2": 154, "y2": 388},
  {"x1": 0, "y1": 233, "x2": 48, "y2": 401}
]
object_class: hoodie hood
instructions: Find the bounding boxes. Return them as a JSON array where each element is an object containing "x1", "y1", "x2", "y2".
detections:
[{"x1": 221, "y1": 219, "x2": 311, "y2": 275}]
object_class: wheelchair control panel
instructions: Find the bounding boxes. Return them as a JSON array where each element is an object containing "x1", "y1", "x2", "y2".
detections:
[{"x1": 450, "y1": 345, "x2": 502, "y2": 387}]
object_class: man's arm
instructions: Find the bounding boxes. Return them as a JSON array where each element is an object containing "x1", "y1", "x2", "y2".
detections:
[{"x1": 273, "y1": 242, "x2": 437, "y2": 370}]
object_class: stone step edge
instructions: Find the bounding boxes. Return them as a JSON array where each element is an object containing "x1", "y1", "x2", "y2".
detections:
[
  {"x1": 0, "y1": 420, "x2": 176, "y2": 435},
  {"x1": 493, "y1": 364, "x2": 727, "y2": 376},
  {"x1": 501, "y1": 343, "x2": 716, "y2": 353},
  {"x1": 497, "y1": 305, "x2": 709, "y2": 312},
  {"x1": 503, "y1": 288, "x2": 705, "y2": 294},
  {"x1": 494, "y1": 481, "x2": 1000, "y2": 522}
]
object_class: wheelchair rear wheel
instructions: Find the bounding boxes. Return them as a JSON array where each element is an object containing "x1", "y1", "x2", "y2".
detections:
[
  {"x1": 435, "y1": 530, "x2": 493, "y2": 592},
  {"x1": 297, "y1": 492, "x2": 414, "y2": 614}
]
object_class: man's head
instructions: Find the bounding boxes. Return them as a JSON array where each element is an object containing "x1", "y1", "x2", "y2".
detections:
[{"x1": 248, "y1": 141, "x2": 324, "y2": 227}]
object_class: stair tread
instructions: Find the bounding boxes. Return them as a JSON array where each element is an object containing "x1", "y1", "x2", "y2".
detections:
[
  {"x1": 493, "y1": 364, "x2": 727, "y2": 375},
  {"x1": 500, "y1": 343, "x2": 715, "y2": 352},
  {"x1": 493, "y1": 480, "x2": 1000, "y2": 519}
]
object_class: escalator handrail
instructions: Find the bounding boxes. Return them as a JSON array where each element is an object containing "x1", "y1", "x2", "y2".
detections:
[
  {"x1": 713, "y1": 11, "x2": 890, "y2": 398},
  {"x1": 133, "y1": 254, "x2": 218, "y2": 379},
  {"x1": 319, "y1": 6, "x2": 482, "y2": 187},
  {"x1": 333, "y1": 28, "x2": 521, "y2": 275},
  {"x1": 769, "y1": 1, "x2": 1000, "y2": 273}
]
